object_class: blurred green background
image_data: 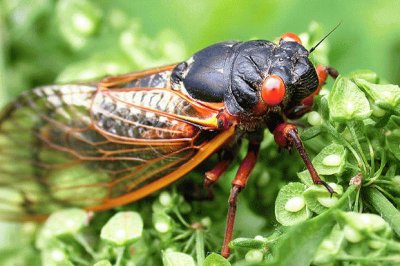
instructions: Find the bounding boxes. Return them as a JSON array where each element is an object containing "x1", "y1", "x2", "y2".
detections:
[{"x1": 1, "y1": 0, "x2": 400, "y2": 257}]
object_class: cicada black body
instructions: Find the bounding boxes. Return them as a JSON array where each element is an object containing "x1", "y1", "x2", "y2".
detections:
[{"x1": 0, "y1": 32, "x2": 337, "y2": 257}]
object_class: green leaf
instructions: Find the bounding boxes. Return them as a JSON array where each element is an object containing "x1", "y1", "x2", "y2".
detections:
[
  {"x1": 336, "y1": 211, "x2": 389, "y2": 233},
  {"x1": 93, "y1": 260, "x2": 112, "y2": 266},
  {"x1": 56, "y1": 0, "x2": 102, "y2": 49},
  {"x1": 41, "y1": 247, "x2": 74, "y2": 266},
  {"x1": 245, "y1": 249, "x2": 264, "y2": 263},
  {"x1": 349, "y1": 70, "x2": 379, "y2": 83},
  {"x1": 303, "y1": 184, "x2": 343, "y2": 214},
  {"x1": 266, "y1": 185, "x2": 356, "y2": 266},
  {"x1": 275, "y1": 183, "x2": 311, "y2": 226},
  {"x1": 365, "y1": 188, "x2": 400, "y2": 237},
  {"x1": 312, "y1": 225, "x2": 345, "y2": 265},
  {"x1": 153, "y1": 212, "x2": 173, "y2": 233},
  {"x1": 100, "y1": 211, "x2": 143, "y2": 246},
  {"x1": 355, "y1": 78, "x2": 400, "y2": 107},
  {"x1": 328, "y1": 76, "x2": 372, "y2": 122},
  {"x1": 162, "y1": 250, "x2": 196, "y2": 266},
  {"x1": 386, "y1": 129, "x2": 400, "y2": 160},
  {"x1": 300, "y1": 127, "x2": 321, "y2": 141},
  {"x1": 297, "y1": 170, "x2": 314, "y2": 187},
  {"x1": 312, "y1": 143, "x2": 346, "y2": 175},
  {"x1": 39, "y1": 209, "x2": 87, "y2": 241},
  {"x1": 203, "y1": 253, "x2": 231, "y2": 266}
]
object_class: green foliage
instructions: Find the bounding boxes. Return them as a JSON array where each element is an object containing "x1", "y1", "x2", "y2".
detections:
[{"x1": 1, "y1": 1, "x2": 400, "y2": 266}]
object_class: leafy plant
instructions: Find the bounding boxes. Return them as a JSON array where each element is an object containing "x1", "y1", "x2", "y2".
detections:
[{"x1": 1, "y1": 1, "x2": 400, "y2": 266}]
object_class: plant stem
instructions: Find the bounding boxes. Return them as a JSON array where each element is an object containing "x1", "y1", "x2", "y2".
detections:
[
  {"x1": 364, "y1": 150, "x2": 386, "y2": 186},
  {"x1": 323, "y1": 122, "x2": 365, "y2": 174},
  {"x1": 195, "y1": 229, "x2": 205, "y2": 266},
  {"x1": 346, "y1": 121, "x2": 369, "y2": 172},
  {"x1": 74, "y1": 234, "x2": 98, "y2": 259},
  {"x1": 114, "y1": 246, "x2": 125, "y2": 266}
]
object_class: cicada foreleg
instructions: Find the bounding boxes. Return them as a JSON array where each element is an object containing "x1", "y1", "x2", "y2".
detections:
[{"x1": 273, "y1": 123, "x2": 335, "y2": 195}]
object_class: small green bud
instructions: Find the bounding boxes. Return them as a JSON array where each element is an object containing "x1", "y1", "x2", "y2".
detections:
[
  {"x1": 159, "y1": 191, "x2": 172, "y2": 207},
  {"x1": 307, "y1": 111, "x2": 323, "y2": 126},
  {"x1": 153, "y1": 212, "x2": 172, "y2": 233},
  {"x1": 317, "y1": 196, "x2": 338, "y2": 208},
  {"x1": 343, "y1": 225, "x2": 363, "y2": 243},
  {"x1": 371, "y1": 104, "x2": 386, "y2": 117},
  {"x1": 322, "y1": 154, "x2": 342, "y2": 167},
  {"x1": 284, "y1": 196, "x2": 306, "y2": 212},
  {"x1": 368, "y1": 240, "x2": 386, "y2": 250},
  {"x1": 245, "y1": 249, "x2": 264, "y2": 263},
  {"x1": 100, "y1": 212, "x2": 143, "y2": 246},
  {"x1": 162, "y1": 250, "x2": 195, "y2": 266},
  {"x1": 200, "y1": 217, "x2": 212, "y2": 228},
  {"x1": 50, "y1": 248, "x2": 67, "y2": 262}
]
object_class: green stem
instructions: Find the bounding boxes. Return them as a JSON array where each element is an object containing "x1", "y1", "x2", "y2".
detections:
[
  {"x1": 374, "y1": 180, "x2": 395, "y2": 186},
  {"x1": 323, "y1": 122, "x2": 365, "y2": 174},
  {"x1": 366, "y1": 137, "x2": 375, "y2": 177},
  {"x1": 183, "y1": 233, "x2": 196, "y2": 253},
  {"x1": 173, "y1": 230, "x2": 193, "y2": 241},
  {"x1": 365, "y1": 188, "x2": 400, "y2": 237},
  {"x1": 370, "y1": 234, "x2": 400, "y2": 251},
  {"x1": 114, "y1": 246, "x2": 125, "y2": 266},
  {"x1": 354, "y1": 188, "x2": 361, "y2": 212},
  {"x1": 346, "y1": 121, "x2": 369, "y2": 172},
  {"x1": 74, "y1": 234, "x2": 98, "y2": 259},
  {"x1": 195, "y1": 229, "x2": 205, "y2": 266},
  {"x1": 364, "y1": 150, "x2": 386, "y2": 186},
  {"x1": 173, "y1": 208, "x2": 190, "y2": 228}
]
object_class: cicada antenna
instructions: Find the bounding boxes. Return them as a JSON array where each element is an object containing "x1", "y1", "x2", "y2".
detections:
[{"x1": 309, "y1": 22, "x2": 341, "y2": 54}]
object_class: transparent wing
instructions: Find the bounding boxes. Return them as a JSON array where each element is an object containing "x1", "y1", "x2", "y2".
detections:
[{"x1": 0, "y1": 79, "x2": 230, "y2": 221}]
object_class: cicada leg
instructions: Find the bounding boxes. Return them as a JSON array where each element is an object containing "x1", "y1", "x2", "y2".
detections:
[
  {"x1": 273, "y1": 123, "x2": 335, "y2": 194},
  {"x1": 221, "y1": 142, "x2": 260, "y2": 258},
  {"x1": 204, "y1": 145, "x2": 239, "y2": 187}
]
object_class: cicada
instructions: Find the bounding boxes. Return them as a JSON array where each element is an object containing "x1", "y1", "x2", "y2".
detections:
[{"x1": 0, "y1": 31, "x2": 338, "y2": 257}]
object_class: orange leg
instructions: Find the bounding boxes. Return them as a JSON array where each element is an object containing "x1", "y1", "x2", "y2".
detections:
[
  {"x1": 273, "y1": 123, "x2": 334, "y2": 194},
  {"x1": 221, "y1": 142, "x2": 260, "y2": 258},
  {"x1": 204, "y1": 151, "x2": 234, "y2": 188}
]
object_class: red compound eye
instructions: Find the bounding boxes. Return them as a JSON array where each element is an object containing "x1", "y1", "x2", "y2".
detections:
[
  {"x1": 261, "y1": 75, "x2": 286, "y2": 106},
  {"x1": 280, "y1": 32, "x2": 302, "y2": 45}
]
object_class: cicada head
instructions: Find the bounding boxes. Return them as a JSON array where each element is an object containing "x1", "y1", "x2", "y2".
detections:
[{"x1": 225, "y1": 35, "x2": 319, "y2": 119}]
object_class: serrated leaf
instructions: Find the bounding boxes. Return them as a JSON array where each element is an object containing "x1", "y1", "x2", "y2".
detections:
[
  {"x1": 312, "y1": 143, "x2": 346, "y2": 175},
  {"x1": 275, "y1": 183, "x2": 311, "y2": 226},
  {"x1": 203, "y1": 253, "x2": 231, "y2": 266},
  {"x1": 328, "y1": 77, "x2": 372, "y2": 122},
  {"x1": 100, "y1": 212, "x2": 143, "y2": 246}
]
